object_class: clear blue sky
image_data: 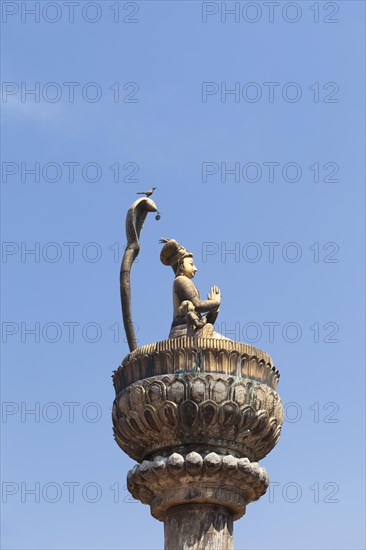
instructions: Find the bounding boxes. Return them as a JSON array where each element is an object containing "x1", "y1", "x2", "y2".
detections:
[{"x1": 1, "y1": 1, "x2": 365, "y2": 549}]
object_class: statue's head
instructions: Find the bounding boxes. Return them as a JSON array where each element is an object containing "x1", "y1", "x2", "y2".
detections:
[
  {"x1": 175, "y1": 256, "x2": 197, "y2": 278},
  {"x1": 160, "y1": 238, "x2": 197, "y2": 278}
]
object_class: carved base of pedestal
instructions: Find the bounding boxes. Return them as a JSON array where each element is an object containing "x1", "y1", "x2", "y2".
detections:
[{"x1": 127, "y1": 451, "x2": 269, "y2": 521}]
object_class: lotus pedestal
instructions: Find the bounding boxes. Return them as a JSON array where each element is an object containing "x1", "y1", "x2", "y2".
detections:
[{"x1": 112, "y1": 338, "x2": 283, "y2": 550}]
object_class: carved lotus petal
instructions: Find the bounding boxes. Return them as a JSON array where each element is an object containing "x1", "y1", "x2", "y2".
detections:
[
  {"x1": 203, "y1": 349, "x2": 216, "y2": 369},
  {"x1": 233, "y1": 383, "x2": 246, "y2": 406},
  {"x1": 217, "y1": 350, "x2": 229, "y2": 372},
  {"x1": 249, "y1": 358, "x2": 258, "y2": 378},
  {"x1": 255, "y1": 386, "x2": 267, "y2": 408},
  {"x1": 219, "y1": 401, "x2": 239, "y2": 428},
  {"x1": 228, "y1": 351, "x2": 239, "y2": 375},
  {"x1": 265, "y1": 391, "x2": 276, "y2": 415},
  {"x1": 114, "y1": 419, "x2": 134, "y2": 443},
  {"x1": 111, "y1": 403, "x2": 119, "y2": 423},
  {"x1": 129, "y1": 386, "x2": 145, "y2": 413},
  {"x1": 240, "y1": 355, "x2": 249, "y2": 377},
  {"x1": 274, "y1": 400, "x2": 285, "y2": 422},
  {"x1": 161, "y1": 350, "x2": 173, "y2": 372},
  {"x1": 251, "y1": 411, "x2": 269, "y2": 435},
  {"x1": 118, "y1": 393, "x2": 130, "y2": 416},
  {"x1": 240, "y1": 406, "x2": 257, "y2": 429},
  {"x1": 151, "y1": 352, "x2": 162, "y2": 375},
  {"x1": 199, "y1": 400, "x2": 218, "y2": 427},
  {"x1": 139, "y1": 356, "x2": 150, "y2": 381},
  {"x1": 174, "y1": 349, "x2": 186, "y2": 371},
  {"x1": 148, "y1": 381, "x2": 165, "y2": 405},
  {"x1": 265, "y1": 425, "x2": 282, "y2": 448},
  {"x1": 143, "y1": 405, "x2": 161, "y2": 432},
  {"x1": 236, "y1": 428, "x2": 251, "y2": 442},
  {"x1": 212, "y1": 379, "x2": 228, "y2": 403},
  {"x1": 158, "y1": 401, "x2": 178, "y2": 428},
  {"x1": 256, "y1": 360, "x2": 266, "y2": 380},
  {"x1": 191, "y1": 378, "x2": 207, "y2": 403},
  {"x1": 167, "y1": 380, "x2": 185, "y2": 404},
  {"x1": 260, "y1": 418, "x2": 278, "y2": 442},
  {"x1": 127, "y1": 411, "x2": 144, "y2": 435},
  {"x1": 179, "y1": 400, "x2": 198, "y2": 429}
]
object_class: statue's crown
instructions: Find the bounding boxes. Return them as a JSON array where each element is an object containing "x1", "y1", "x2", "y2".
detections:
[{"x1": 159, "y1": 238, "x2": 192, "y2": 267}]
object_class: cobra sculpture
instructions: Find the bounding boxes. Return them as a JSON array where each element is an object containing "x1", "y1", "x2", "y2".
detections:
[{"x1": 120, "y1": 197, "x2": 159, "y2": 352}]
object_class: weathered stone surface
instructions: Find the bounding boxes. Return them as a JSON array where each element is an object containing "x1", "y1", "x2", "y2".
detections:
[
  {"x1": 113, "y1": 371, "x2": 283, "y2": 462},
  {"x1": 127, "y1": 451, "x2": 268, "y2": 521},
  {"x1": 164, "y1": 504, "x2": 233, "y2": 550},
  {"x1": 112, "y1": 337, "x2": 280, "y2": 391}
]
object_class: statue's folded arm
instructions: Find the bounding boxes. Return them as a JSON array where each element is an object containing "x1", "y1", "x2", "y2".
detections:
[{"x1": 174, "y1": 277, "x2": 219, "y2": 313}]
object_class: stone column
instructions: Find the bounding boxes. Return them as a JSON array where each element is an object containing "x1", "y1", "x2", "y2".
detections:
[
  {"x1": 112, "y1": 337, "x2": 283, "y2": 550},
  {"x1": 164, "y1": 504, "x2": 233, "y2": 550}
]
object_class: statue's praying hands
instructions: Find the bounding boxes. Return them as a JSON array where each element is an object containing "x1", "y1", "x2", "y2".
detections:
[{"x1": 208, "y1": 286, "x2": 221, "y2": 305}]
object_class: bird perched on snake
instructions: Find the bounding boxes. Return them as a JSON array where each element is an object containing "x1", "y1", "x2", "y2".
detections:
[{"x1": 136, "y1": 187, "x2": 156, "y2": 197}]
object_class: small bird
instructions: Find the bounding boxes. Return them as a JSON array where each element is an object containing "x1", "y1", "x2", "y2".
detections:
[{"x1": 136, "y1": 187, "x2": 156, "y2": 197}]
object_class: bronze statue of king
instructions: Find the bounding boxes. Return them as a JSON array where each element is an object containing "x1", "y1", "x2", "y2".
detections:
[{"x1": 159, "y1": 238, "x2": 225, "y2": 339}]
